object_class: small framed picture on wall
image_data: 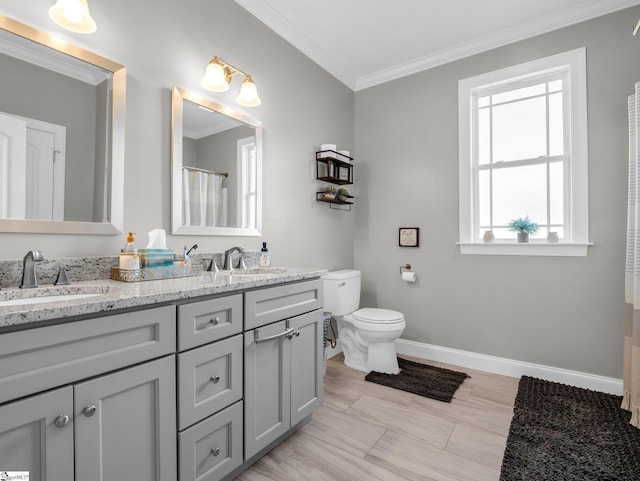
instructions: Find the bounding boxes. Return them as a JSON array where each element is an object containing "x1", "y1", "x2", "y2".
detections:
[{"x1": 399, "y1": 227, "x2": 419, "y2": 247}]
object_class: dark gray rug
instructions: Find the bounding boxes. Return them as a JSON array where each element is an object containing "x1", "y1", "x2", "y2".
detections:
[
  {"x1": 364, "y1": 357, "x2": 469, "y2": 402},
  {"x1": 500, "y1": 376, "x2": 640, "y2": 481}
]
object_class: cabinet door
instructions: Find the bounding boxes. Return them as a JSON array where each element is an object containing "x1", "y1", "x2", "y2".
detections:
[
  {"x1": 0, "y1": 386, "x2": 73, "y2": 481},
  {"x1": 290, "y1": 310, "x2": 323, "y2": 426},
  {"x1": 74, "y1": 355, "x2": 177, "y2": 481},
  {"x1": 244, "y1": 320, "x2": 291, "y2": 459}
]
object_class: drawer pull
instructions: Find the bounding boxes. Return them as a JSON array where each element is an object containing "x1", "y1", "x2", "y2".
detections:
[
  {"x1": 83, "y1": 405, "x2": 97, "y2": 417},
  {"x1": 211, "y1": 447, "x2": 220, "y2": 457},
  {"x1": 209, "y1": 317, "x2": 220, "y2": 326},
  {"x1": 255, "y1": 327, "x2": 295, "y2": 343},
  {"x1": 54, "y1": 414, "x2": 69, "y2": 428},
  {"x1": 210, "y1": 375, "x2": 220, "y2": 384}
]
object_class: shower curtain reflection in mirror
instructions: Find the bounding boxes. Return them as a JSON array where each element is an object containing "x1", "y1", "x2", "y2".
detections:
[{"x1": 182, "y1": 167, "x2": 226, "y2": 227}]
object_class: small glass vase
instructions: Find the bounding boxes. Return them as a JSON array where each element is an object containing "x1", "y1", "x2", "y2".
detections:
[
  {"x1": 547, "y1": 232, "x2": 559, "y2": 243},
  {"x1": 483, "y1": 230, "x2": 495, "y2": 243}
]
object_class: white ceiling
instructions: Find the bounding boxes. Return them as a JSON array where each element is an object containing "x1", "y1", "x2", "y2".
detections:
[{"x1": 235, "y1": 0, "x2": 640, "y2": 90}]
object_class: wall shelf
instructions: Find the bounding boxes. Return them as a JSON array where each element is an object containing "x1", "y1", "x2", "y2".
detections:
[
  {"x1": 315, "y1": 150, "x2": 354, "y2": 210},
  {"x1": 315, "y1": 192, "x2": 353, "y2": 211},
  {"x1": 316, "y1": 150, "x2": 353, "y2": 185}
]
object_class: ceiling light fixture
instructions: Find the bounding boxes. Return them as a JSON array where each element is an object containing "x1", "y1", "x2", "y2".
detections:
[
  {"x1": 201, "y1": 56, "x2": 261, "y2": 107},
  {"x1": 49, "y1": 0, "x2": 97, "y2": 34}
]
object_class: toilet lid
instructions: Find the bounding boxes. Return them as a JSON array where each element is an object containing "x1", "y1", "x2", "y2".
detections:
[{"x1": 353, "y1": 308, "x2": 404, "y2": 324}]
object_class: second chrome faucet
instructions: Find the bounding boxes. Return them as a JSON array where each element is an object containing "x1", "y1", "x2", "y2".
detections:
[{"x1": 223, "y1": 247, "x2": 246, "y2": 270}]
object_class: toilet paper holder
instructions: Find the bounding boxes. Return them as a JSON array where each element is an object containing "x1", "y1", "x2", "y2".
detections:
[{"x1": 400, "y1": 263, "x2": 412, "y2": 274}]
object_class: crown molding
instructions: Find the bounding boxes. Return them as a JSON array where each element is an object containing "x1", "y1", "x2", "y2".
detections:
[
  {"x1": 356, "y1": 0, "x2": 640, "y2": 90},
  {"x1": 236, "y1": 0, "x2": 640, "y2": 91},
  {"x1": 234, "y1": 0, "x2": 358, "y2": 89}
]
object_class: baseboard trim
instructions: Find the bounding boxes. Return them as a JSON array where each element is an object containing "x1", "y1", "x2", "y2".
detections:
[{"x1": 395, "y1": 339, "x2": 623, "y2": 395}]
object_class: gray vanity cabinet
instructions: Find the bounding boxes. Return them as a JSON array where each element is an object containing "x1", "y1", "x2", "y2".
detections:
[
  {"x1": 0, "y1": 354, "x2": 176, "y2": 481},
  {"x1": 244, "y1": 280, "x2": 323, "y2": 459},
  {"x1": 0, "y1": 306, "x2": 177, "y2": 481}
]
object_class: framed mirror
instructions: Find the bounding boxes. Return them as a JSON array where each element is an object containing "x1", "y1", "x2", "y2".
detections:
[
  {"x1": 171, "y1": 86, "x2": 262, "y2": 236},
  {"x1": 0, "y1": 15, "x2": 125, "y2": 235}
]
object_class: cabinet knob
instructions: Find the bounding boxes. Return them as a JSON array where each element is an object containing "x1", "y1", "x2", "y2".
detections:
[
  {"x1": 83, "y1": 405, "x2": 97, "y2": 417},
  {"x1": 294, "y1": 330, "x2": 300, "y2": 337},
  {"x1": 210, "y1": 375, "x2": 220, "y2": 384},
  {"x1": 211, "y1": 447, "x2": 220, "y2": 457},
  {"x1": 54, "y1": 414, "x2": 69, "y2": 428},
  {"x1": 209, "y1": 317, "x2": 220, "y2": 326},
  {"x1": 285, "y1": 332, "x2": 293, "y2": 339}
]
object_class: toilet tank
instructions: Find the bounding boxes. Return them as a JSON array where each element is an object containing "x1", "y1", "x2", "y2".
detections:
[{"x1": 322, "y1": 270, "x2": 361, "y2": 316}]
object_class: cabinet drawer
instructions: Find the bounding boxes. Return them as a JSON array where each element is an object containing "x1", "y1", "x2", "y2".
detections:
[
  {"x1": 0, "y1": 305, "x2": 175, "y2": 404},
  {"x1": 177, "y1": 295, "x2": 242, "y2": 351},
  {"x1": 177, "y1": 334, "x2": 243, "y2": 430},
  {"x1": 179, "y1": 401, "x2": 243, "y2": 481},
  {"x1": 244, "y1": 279, "x2": 323, "y2": 330}
]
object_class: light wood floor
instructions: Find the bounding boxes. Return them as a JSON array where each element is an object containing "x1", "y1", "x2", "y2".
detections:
[{"x1": 236, "y1": 353, "x2": 520, "y2": 481}]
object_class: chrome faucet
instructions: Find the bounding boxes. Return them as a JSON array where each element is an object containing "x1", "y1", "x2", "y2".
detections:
[
  {"x1": 223, "y1": 247, "x2": 246, "y2": 270},
  {"x1": 19, "y1": 250, "x2": 45, "y2": 288}
]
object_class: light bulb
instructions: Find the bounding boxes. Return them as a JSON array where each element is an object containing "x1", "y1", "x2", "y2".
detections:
[{"x1": 237, "y1": 76, "x2": 261, "y2": 107}]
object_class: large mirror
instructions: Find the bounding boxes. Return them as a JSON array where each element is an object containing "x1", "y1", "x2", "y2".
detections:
[
  {"x1": 171, "y1": 86, "x2": 262, "y2": 236},
  {"x1": 0, "y1": 15, "x2": 125, "y2": 234}
]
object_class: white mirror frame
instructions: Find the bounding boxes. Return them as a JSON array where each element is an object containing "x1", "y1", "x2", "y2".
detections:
[
  {"x1": 171, "y1": 86, "x2": 262, "y2": 236},
  {"x1": 0, "y1": 15, "x2": 125, "y2": 235}
]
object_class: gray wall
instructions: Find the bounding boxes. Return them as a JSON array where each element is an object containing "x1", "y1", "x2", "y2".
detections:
[
  {"x1": 0, "y1": 0, "x2": 355, "y2": 270},
  {"x1": 354, "y1": 5, "x2": 640, "y2": 378}
]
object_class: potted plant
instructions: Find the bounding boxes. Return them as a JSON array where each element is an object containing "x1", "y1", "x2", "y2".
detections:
[
  {"x1": 336, "y1": 187, "x2": 350, "y2": 202},
  {"x1": 508, "y1": 216, "x2": 539, "y2": 243},
  {"x1": 321, "y1": 185, "x2": 337, "y2": 200}
]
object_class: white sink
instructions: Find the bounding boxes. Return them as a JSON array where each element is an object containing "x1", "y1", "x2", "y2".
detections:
[
  {"x1": 0, "y1": 293, "x2": 102, "y2": 307},
  {"x1": 0, "y1": 286, "x2": 112, "y2": 308},
  {"x1": 218, "y1": 268, "x2": 287, "y2": 277}
]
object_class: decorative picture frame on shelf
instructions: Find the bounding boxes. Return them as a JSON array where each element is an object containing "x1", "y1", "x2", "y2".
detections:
[{"x1": 399, "y1": 227, "x2": 419, "y2": 247}]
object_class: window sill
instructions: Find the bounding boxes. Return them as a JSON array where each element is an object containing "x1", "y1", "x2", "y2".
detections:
[{"x1": 457, "y1": 242, "x2": 592, "y2": 257}]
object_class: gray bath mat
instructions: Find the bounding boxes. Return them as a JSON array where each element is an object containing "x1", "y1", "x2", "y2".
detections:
[
  {"x1": 499, "y1": 376, "x2": 640, "y2": 480},
  {"x1": 364, "y1": 357, "x2": 470, "y2": 402}
]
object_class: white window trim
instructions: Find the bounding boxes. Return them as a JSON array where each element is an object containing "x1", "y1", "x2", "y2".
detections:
[{"x1": 458, "y1": 48, "x2": 590, "y2": 256}]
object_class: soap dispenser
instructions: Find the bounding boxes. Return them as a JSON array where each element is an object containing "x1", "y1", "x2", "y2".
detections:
[
  {"x1": 119, "y1": 232, "x2": 140, "y2": 270},
  {"x1": 259, "y1": 242, "x2": 271, "y2": 267}
]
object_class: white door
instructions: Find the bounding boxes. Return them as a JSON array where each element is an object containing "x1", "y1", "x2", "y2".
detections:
[
  {"x1": 0, "y1": 112, "x2": 65, "y2": 221},
  {"x1": 0, "y1": 112, "x2": 27, "y2": 218},
  {"x1": 26, "y1": 127, "x2": 56, "y2": 220},
  {"x1": 22, "y1": 117, "x2": 66, "y2": 221}
]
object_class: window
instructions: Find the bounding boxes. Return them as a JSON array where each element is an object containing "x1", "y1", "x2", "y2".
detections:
[{"x1": 458, "y1": 48, "x2": 590, "y2": 256}]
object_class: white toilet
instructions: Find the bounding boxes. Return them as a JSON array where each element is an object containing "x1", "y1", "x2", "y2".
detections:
[{"x1": 322, "y1": 270, "x2": 405, "y2": 374}]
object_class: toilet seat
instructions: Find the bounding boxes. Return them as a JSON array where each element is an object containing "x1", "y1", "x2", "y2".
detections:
[{"x1": 353, "y1": 308, "x2": 404, "y2": 324}]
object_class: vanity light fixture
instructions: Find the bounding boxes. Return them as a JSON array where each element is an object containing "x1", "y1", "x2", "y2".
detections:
[
  {"x1": 200, "y1": 56, "x2": 261, "y2": 107},
  {"x1": 49, "y1": 0, "x2": 97, "y2": 34}
]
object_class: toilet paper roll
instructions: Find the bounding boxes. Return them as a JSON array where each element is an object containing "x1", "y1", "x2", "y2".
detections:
[{"x1": 402, "y1": 271, "x2": 417, "y2": 282}]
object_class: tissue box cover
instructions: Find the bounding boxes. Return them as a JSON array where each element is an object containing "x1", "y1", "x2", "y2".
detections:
[{"x1": 139, "y1": 248, "x2": 174, "y2": 268}]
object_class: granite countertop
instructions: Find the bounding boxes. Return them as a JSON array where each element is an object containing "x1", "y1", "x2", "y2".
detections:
[{"x1": 0, "y1": 267, "x2": 327, "y2": 329}]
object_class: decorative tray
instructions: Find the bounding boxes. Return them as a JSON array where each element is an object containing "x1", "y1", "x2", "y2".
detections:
[{"x1": 110, "y1": 264, "x2": 203, "y2": 282}]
